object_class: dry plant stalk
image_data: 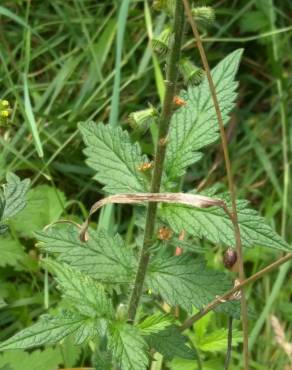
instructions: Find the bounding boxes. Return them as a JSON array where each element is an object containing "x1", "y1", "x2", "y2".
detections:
[
  {"x1": 181, "y1": 0, "x2": 249, "y2": 368},
  {"x1": 271, "y1": 315, "x2": 292, "y2": 358}
]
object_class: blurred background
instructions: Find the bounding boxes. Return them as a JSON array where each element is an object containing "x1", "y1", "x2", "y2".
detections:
[{"x1": 0, "y1": 0, "x2": 291, "y2": 369}]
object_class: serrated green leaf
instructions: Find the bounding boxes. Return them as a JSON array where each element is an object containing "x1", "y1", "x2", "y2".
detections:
[
  {"x1": 0, "y1": 311, "x2": 89, "y2": 351},
  {"x1": 145, "y1": 326, "x2": 196, "y2": 361},
  {"x1": 147, "y1": 255, "x2": 236, "y2": 315},
  {"x1": 36, "y1": 225, "x2": 137, "y2": 283},
  {"x1": 1, "y1": 173, "x2": 30, "y2": 223},
  {"x1": 0, "y1": 237, "x2": 25, "y2": 268},
  {"x1": 79, "y1": 121, "x2": 150, "y2": 193},
  {"x1": 46, "y1": 259, "x2": 114, "y2": 319},
  {"x1": 108, "y1": 321, "x2": 149, "y2": 370},
  {"x1": 10, "y1": 185, "x2": 66, "y2": 237},
  {"x1": 138, "y1": 313, "x2": 173, "y2": 335},
  {"x1": 165, "y1": 49, "x2": 243, "y2": 183},
  {"x1": 159, "y1": 195, "x2": 290, "y2": 251},
  {"x1": 0, "y1": 348, "x2": 62, "y2": 370}
]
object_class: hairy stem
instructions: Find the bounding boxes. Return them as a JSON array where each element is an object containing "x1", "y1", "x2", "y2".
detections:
[
  {"x1": 181, "y1": 1, "x2": 249, "y2": 368},
  {"x1": 180, "y1": 252, "x2": 292, "y2": 331},
  {"x1": 127, "y1": 0, "x2": 185, "y2": 322}
]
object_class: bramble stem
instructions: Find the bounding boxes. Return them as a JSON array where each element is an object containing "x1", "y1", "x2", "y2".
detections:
[
  {"x1": 181, "y1": 1, "x2": 249, "y2": 368},
  {"x1": 127, "y1": 0, "x2": 185, "y2": 322}
]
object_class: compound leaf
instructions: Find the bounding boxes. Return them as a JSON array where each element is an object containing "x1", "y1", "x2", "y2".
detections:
[
  {"x1": 165, "y1": 49, "x2": 243, "y2": 183},
  {"x1": 79, "y1": 121, "x2": 150, "y2": 193}
]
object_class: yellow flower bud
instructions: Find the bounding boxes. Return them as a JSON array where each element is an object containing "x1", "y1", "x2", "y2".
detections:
[{"x1": 0, "y1": 110, "x2": 9, "y2": 118}]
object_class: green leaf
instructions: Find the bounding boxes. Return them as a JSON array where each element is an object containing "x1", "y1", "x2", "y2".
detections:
[
  {"x1": 165, "y1": 49, "x2": 243, "y2": 183},
  {"x1": 0, "y1": 348, "x2": 62, "y2": 370},
  {"x1": 10, "y1": 185, "x2": 66, "y2": 237},
  {"x1": 0, "y1": 173, "x2": 30, "y2": 223},
  {"x1": 138, "y1": 313, "x2": 173, "y2": 335},
  {"x1": 108, "y1": 321, "x2": 149, "y2": 370},
  {"x1": 79, "y1": 121, "x2": 150, "y2": 193},
  {"x1": 0, "y1": 237, "x2": 25, "y2": 268},
  {"x1": 159, "y1": 195, "x2": 290, "y2": 251},
  {"x1": 193, "y1": 328, "x2": 242, "y2": 352},
  {"x1": 0, "y1": 311, "x2": 90, "y2": 351},
  {"x1": 46, "y1": 259, "x2": 114, "y2": 319},
  {"x1": 145, "y1": 326, "x2": 196, "y2": 361},
  {"x1": 59, "y1": 335, "x2": 82, "y2": 368},
  {"x1": 147, "y1": 255, "x2": 236, "y2": 314},
  {"x1": 36, "y1": 225, "x2": 137, "y2": 283},
  {"x1": 169, "y1": 357, "x2": 222, "y2": 370}
]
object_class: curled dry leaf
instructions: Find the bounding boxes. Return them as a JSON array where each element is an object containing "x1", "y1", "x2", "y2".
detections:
[{"x1": 79, "y1": 192, "x2": 226, "y2": 241}]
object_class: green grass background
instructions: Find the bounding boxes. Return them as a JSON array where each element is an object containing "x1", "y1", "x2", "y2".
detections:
[{"x1": 0, "y1": 0, "x2": 291, "y2": 369}]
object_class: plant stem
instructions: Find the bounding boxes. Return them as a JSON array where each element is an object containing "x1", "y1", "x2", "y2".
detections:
[
  {"x1": 127, "y1": 0, "x2": 185, "y2": 322},
  {"x1": 180, "y1": 252, "x2": 292, "y2": 331},
  {"x1": 181, "y1": 1, "x2": 249, "y2": 368}
]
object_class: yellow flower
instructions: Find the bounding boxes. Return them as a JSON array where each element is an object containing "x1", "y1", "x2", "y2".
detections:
[{"x1": 0, "y1": 110, "x2": 9, "y2": 118}]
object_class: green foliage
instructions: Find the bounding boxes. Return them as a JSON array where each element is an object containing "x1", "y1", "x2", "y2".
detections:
[
  {"x1": 108, "y1": 321, "x2": 149, "y2": 370},
  {"x1": 45, "y1": 260, "x2": 114, "y2": 320},
  {"x1": 0, "y1": 173, "x2": 30, "y2": 233},
  {"x1": 138, "y1": 313, "x2": 173, "y2": 335},
  {"x1": 164, "y1": 49, "x2": 243, "y2": 183},
  {"x1": 79, "y1": 121, "x2": 150, "y2": 193},
  {"x1": 0, "y1": 237, "x2": 25, "y2": 268},
  {"x1": 144, "y1": 326, "x2": 196, "y2": 361},
  {"x1": 147, "y1": 255, "x2": 237, "y2": 315},
  {"x1": 0, "y1": 4, "x2": 289, "y2": 369},
  {"x1": 0, "y1": 348, "x2": 62, "y2": 370},
  {"x1": 10, "y1": 185, "x2": 66, "y2": 237},
  {"x1": 36, "y1": 225, "x2": 137, "y2": 283},
  {"x1": 160, "y1": 195, "x2": 290, "y2": 251},
  {"x1": 0, "y1": 311, "x2": 92, "y2": 350},
  {"x1": 189, "y1": 311, "x2": 243, "y2": 352}
]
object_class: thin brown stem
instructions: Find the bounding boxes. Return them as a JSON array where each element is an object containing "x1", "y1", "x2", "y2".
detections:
[
  {"x1": 181, "y1": 1, "x2": 249, "y2": 368},
  {"x1": 180, "y1": 253, "x2": 292, "y2": 332}
]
